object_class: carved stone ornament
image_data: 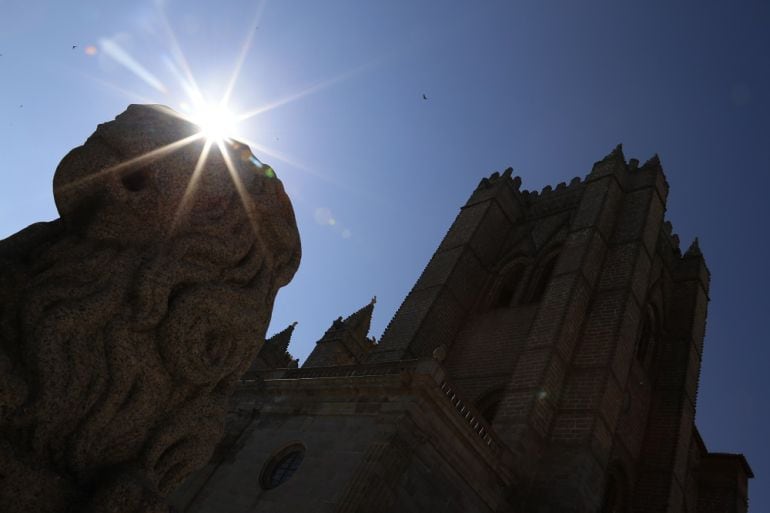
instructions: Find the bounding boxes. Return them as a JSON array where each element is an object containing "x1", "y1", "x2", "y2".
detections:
[{"x1": 0, "y1": 105, "x2": 300, "y2": 512}]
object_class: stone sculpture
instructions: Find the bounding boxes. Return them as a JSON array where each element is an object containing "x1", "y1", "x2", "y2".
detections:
[{"x1": 0, "y1": 105, "x2": 301, "y2": 512}]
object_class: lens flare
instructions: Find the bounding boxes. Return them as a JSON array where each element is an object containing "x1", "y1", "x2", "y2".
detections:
[
  {"x1": 190, "y1": 103, "x2": 238, "y2": 143},
  {"x1": 80, "y1": 0, "x2": 373, "y2": 240}
]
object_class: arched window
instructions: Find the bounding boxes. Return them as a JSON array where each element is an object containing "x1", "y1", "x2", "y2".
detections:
[
  {"x1": 260, "y1": 443, "x2": 306, "y2": 490},
  {"x1": 493, "y1": 263, "x2": 525, "y2": 308},
  {"x1": 526, "y1": 253, "x2": 558, "y2": 304}
]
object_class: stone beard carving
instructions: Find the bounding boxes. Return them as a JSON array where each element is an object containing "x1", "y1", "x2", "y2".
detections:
[{"x1": 0, "y1": 105, "x2": 301, "y2": 512}]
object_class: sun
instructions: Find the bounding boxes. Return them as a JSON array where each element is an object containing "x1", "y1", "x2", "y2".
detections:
[
  {"x1": 85, "y1": 1, "x2": 367, "y2": 239},
  {"x1": 189, "y1": 102, "x2": 238, "y2": 143}
]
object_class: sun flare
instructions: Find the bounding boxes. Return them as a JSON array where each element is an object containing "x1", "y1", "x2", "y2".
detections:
[
  {"x1": 189, "y1": 102, "x2": 238, "y2": 143},
  {"x1": 84, "y1": 1, "x2": 367, "y2": 240}
]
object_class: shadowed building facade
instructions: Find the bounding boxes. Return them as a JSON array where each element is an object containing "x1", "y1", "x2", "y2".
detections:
[{"x1": 171, "y1": 147, "x2": 752, "y2": 513}]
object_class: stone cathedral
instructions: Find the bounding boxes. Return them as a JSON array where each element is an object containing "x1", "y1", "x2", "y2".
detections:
[{"x1": 171, "y1": 147, "x2": 752, "y2": 513}]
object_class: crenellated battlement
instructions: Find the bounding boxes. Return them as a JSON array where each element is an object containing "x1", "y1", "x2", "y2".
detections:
[
  {"x1": 475, "y1": 167, "x2": 521, "y2": 192},
  {"x1": 481, "y1": 146, "x2": 671, "y2": 221},
  {"x1": 520, "y1": 175, "x2": 585, "y2": 203}
]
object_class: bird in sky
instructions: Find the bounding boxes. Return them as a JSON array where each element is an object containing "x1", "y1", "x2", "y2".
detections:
[
  {"x1": 422, "y1": 93, "x2": 428, "y2": 100},
  {"x1": 72, "y1": 45, "x2": 77, "y2": 49}
]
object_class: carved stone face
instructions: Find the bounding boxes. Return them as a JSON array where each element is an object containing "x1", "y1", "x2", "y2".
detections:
[{"x1": 0, "y1": 104, "x2": 300, "y2": 511}]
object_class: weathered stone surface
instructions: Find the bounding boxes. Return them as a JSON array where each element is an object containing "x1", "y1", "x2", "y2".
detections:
[{"x1": 0, "y1": 105, "x2": 300, "y2": 512}]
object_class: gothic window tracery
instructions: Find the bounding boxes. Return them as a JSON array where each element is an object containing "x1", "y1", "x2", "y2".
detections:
[{"x1": 260, "y1": 443, "x2": 306, "y2": 490}]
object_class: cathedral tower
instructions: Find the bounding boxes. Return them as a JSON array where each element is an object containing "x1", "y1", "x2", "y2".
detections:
[
  {"x1": 366, "y1": 146, "x2": 750, "y2": 512},
  {"x1": 172, "y1": 148, "x2": 751, "y2": 513}
]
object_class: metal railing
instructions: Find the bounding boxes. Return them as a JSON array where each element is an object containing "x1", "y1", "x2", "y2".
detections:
[
  {"x1": 240, "y1": 358, "x2": 502, "y2": 455},
  {"x1": 439, "y1": 380, "x2": 499, "y2": 453}
]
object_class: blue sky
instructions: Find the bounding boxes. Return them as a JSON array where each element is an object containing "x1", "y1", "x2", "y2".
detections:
[{"x1": 1, "y1": 0, "x2": 767, "y2": 507}]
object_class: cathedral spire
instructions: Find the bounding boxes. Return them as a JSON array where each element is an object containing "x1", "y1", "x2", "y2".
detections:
[
  {"x1": 303, "y1": 298, "x2": 377, "y2": 368},
  {"x1": 343, "y1": 296, "x2": 376, "y2": 342},
  {"x1": 264, "y1": 321, "x2": 297, "y2": 354},
  {"x1": 250, "y1": 322, "x2": 298, "y2": 370}
]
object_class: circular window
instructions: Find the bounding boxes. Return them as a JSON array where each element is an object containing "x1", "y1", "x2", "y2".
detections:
[{"x1": 260, "y1": 444, "x2": 305, "y2": 490}]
